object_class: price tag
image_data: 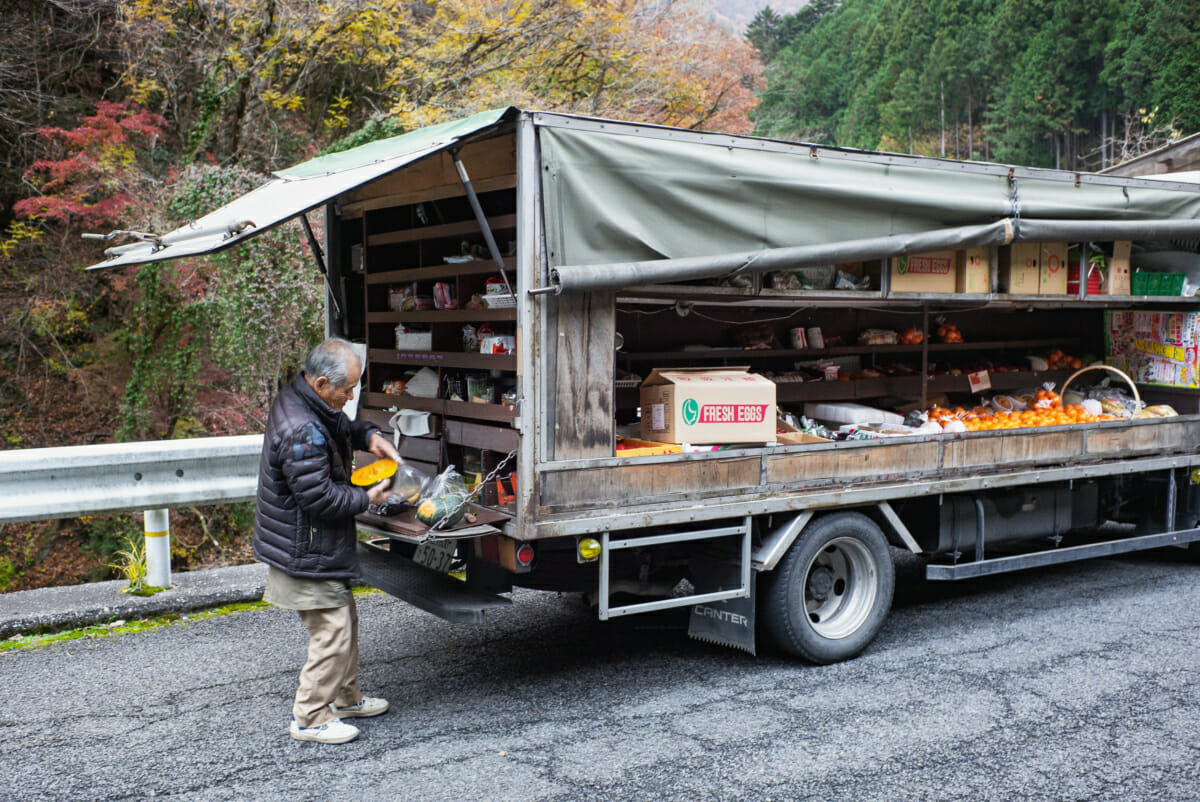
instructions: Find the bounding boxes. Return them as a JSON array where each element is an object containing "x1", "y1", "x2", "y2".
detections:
[{"x1": 968, "y1": 370, "x2": 991, "y2": 393}]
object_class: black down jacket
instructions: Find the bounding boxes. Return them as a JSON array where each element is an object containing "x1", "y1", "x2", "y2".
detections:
[{"x1": 253, "y1": 374, "x2": 381, "y2": 579}]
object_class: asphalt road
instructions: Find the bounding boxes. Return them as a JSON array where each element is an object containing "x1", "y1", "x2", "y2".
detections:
[{"x1": 3, "y1": 549, "x2": 1199, "y2": 802}]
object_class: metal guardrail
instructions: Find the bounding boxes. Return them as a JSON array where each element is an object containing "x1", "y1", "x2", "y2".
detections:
[{"x1": 0, "y1": 435, "x2": 263, "y2": 524}]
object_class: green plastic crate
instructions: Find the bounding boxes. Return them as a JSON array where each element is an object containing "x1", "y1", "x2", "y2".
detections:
[
  {"x1": 1158, "y1": 272, "x2": 1186, "y2": 295},
  {"x1": 1132, "y1": 271, "x2": 1186, "y2": 295}
]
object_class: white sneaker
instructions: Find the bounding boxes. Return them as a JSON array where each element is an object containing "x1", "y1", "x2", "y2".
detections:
[
  {"x1": 330, "y1": 696, "x2": 389, "y2": 718},
  {"x1": 289, "y1": 717, "x2": 359, "y2": 744}
]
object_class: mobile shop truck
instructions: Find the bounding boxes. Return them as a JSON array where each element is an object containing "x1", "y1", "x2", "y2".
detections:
[{"x1": 90, "y1": 108, "x2": 1200, "y2": 663}]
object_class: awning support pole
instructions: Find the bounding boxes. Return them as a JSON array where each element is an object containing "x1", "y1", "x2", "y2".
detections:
[
  {"x1": 451, "y1": 149, "x2": 515, "y2": 298},
  {"x1": 300, "y1": 214, "x2": 344, "y2": 330}
]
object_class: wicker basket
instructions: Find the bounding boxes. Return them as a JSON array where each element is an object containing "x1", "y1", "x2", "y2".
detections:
[{"x1": 1060, "y1": 364, "x2": 1141, "y2": 410}]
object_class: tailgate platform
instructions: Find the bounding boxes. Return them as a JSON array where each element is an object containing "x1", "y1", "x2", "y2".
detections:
[{"x1": 357, "y1": 541, "x2": 512, "y2": 624}]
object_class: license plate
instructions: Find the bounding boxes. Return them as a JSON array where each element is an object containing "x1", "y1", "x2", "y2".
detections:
[{"x1": 413, "y1": 539, "x2": 457, "y2": 573}]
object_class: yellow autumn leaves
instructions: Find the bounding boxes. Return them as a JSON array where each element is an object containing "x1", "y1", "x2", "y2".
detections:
[{"x1": 115, "y1": 0, "x2": 761, "y2": 166}]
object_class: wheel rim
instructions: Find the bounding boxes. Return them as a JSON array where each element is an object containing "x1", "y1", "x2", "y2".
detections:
[{"x1": 801, "y1": 536, "x2": 878, "y2": 640}]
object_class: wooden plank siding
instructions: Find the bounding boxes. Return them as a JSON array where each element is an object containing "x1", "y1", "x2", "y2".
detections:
[
  {"x1": 538, "y1": 456, "x2": 762, "y2": 510},
  {"x1": 551, "y1": 291, "x2": 615, "y2": 460}
]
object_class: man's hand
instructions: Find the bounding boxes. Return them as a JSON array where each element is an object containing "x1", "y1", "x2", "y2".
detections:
[
  {"x1": 368, "y1": 432, "x2": 401, "y2": 462},
  {"x1": 367, "y1": 479, "x2": 391, "y2": 507}
]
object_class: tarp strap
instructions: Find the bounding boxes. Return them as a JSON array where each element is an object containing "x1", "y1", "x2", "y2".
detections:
[{"x1": 544, "y1": 217, "x2": 1200, "y2": 295}]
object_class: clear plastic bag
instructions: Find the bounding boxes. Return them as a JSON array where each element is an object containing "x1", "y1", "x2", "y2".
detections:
[
  {"x1": 373, "y1": 463, "x2": 431, "y2": 517},
  {"x1": 421, "y1": 465, "x2": 468, "y2": 504}
]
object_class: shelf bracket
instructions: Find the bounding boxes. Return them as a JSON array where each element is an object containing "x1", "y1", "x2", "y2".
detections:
[{"x1": 451, "y1": 149, "x2": 516, "y2": 299}]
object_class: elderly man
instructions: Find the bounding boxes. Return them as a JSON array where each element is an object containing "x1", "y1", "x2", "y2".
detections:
[{"x1": 253, "y1": 337, "x2": 400, "y2": 744}]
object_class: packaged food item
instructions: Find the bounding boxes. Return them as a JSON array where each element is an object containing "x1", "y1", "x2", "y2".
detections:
[
  {"x1": 857, "y1": 329, "x2": 898, "y2": 345},
  {"x1": 736, "y1": 324, "x2": 781, "y2": 350},
  {"x1": 462, "y1": 324, "x2": 479, "y2": 352},
  {"x1": 480, "y1": 334, "x2": 516, "y2": 354},
  {"x1": 390, "y1": 281, "x2": 434, "y2": 311},
  {"x1": 395, "y1": 323, "x2": 432, "y2": 351},
  {"x1": 991, "y1": 394, "x2": 1025, "y2": 412},
  {"x1": 1137, "y1": 404, "x2": 1178, "y2": 418},
  {"x1": 936, "y1": 323, "x2": 963, "y2": 343},
  {"x1": 835, "y1": 269, "x2": 870, "y2": 290},
  {"x1": 432, "y1": 281, "x2": 458, "y2": 310}
]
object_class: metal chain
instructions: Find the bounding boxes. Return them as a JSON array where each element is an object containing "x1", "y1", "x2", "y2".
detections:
[{"x1": 428, "y1": 448, "x2": 519, "y2": 532}]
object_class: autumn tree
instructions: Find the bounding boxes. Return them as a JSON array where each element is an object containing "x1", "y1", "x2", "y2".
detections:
[{"x1": 114, "y1": 0, "x2": 762, "y2": 173}]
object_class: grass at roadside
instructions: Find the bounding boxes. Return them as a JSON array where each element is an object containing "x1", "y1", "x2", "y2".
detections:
[
  {"x1": 0, "y1": 585, "x2": 384, "y2": 653},
  {"x1": 0, "y1": 601, "x2": 269, "y2": 653}
]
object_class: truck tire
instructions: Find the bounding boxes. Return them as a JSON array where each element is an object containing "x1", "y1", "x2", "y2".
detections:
[{"x1": 762, "y1": 511, "x2": 895, "y2": 664}]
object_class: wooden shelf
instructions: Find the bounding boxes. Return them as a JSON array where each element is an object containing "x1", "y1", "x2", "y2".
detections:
[
  {"x1": 368, "y1": 348, "x2": 516, "y2": 371},
  {"x1": 773, "y1": 369, "x2": 1076, "y2": 403},
  {"x1": 367, "y1": 214, "x2": 517, "y2": 247},
  {"x1": 618, "y1": 339, "x2": 1081, "y2": 362},
  {"x1": 366, "y1": 256, "x2": 516, "y2": 284},
  {"x1": 344, "y1": 173, "x2": 517, "y2": 216},
  {"x1": 444, "y1": 399, "x2": 518, "y2": 423},
  {"x1": 362, "y1": 392, "x2": 517, "y2": 423},
  {"x1": 366, "y1": 308, "x2": 516, "y2": 324},
  {"x1": 615, "y1": 370, "x2": 1076, "y2": 408}
]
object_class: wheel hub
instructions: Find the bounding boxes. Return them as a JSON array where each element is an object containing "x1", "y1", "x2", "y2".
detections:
[{"x1": 807, "y1": 565, "x2": 835, "y2": 601}]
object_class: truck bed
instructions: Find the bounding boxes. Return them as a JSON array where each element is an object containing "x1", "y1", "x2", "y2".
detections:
[{"x1": 529, "y1": 415, "x2": 1200, "y2": 537}]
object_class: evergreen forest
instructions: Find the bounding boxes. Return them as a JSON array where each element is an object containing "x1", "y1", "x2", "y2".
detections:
[{"x1": 750, "y1": 0, "x2": 1200, "y2": 169}]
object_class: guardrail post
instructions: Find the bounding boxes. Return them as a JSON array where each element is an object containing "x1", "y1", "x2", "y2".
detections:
[{"x1": 144, "y1": 508, "x2": 172, "y2": 588}]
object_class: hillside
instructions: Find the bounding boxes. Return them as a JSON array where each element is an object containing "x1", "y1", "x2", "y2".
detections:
[
  {"x1": 751, "y1": 0, "x2": 1200, "y2": 170},
  {"x1": 0, "y1": 0, "x2": 763, "y2": 593}
]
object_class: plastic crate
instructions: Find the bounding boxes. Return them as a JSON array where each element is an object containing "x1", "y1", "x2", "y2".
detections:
[
  {"x1": 615, "y1": 436, "x2": 682, "y2": 457},
  {"x1": 1158, "y1": 272, "x2": 1187, "y2": 296},
  {"x1": 1132, "y1": 272, "x2": 1187, "y2": 296}
]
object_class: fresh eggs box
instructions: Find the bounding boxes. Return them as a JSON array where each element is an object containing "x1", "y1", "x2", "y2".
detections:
[{"x1": 640, "y1": 367, "x2": 776, "y2": 444}]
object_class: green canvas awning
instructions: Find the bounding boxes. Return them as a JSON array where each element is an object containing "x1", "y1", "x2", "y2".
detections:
[{"x1": 86, "y1": 108, "x2": 515, "y2": 270}]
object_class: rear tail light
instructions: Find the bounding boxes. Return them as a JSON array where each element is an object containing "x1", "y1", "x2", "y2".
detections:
[{"x1": 515, "y1": 544, "x2": 535, "y2": 566}]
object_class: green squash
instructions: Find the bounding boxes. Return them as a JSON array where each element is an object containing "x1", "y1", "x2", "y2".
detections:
[{"x1": 416, "y1": 493, "x2": 466, "y2": 527}]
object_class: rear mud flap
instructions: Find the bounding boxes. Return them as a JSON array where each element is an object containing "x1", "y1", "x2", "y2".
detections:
[{"x1": 687, "y1": 560, "x2": 756, "y2": 655}]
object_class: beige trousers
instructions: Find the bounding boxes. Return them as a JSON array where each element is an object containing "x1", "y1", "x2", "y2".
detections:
[{"x1": 293, "y1": 595, "x2": 362, "y2": 728}]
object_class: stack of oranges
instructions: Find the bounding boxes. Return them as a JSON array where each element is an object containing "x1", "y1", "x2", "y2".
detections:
[
  {"x1": 1045, "y1": 349, "x2": 1084, "y2": 370},
  {"x1": 927, "y1": 392, "x2": 1116, "y2": 432}
]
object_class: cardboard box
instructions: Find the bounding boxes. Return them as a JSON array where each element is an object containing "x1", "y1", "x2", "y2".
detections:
[
  {"x1": 890, "y1": 251, "x2": 957, "y2": 293},
  {"x1": 641, "y1": 367, "x2": 776, "y2": 444},
  {"x1": 958, "y1": 248, "x2": 991, "y2": 293},
  {"x1": 1106, "y1": 241, "x2": 1132, "y2": 295},
  {"x1": 1039, "y1": 242, "x2": 1069, "y2": 294},
  {"x1": 775, "y1": 416, "x2": 832, "y2": 445},
  {"x1": 614, "y1": 436, "x2": 683, "y2": 457},
  {"x1": 1001, "y1": 243, "x2": 1041, "y2": 294},
  {"x1": 394, "y1": 330, "x2": 432, "y2": 351}
]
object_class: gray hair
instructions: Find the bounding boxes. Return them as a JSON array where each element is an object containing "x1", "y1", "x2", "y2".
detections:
[{"x1": 304, "y1": 338, "x2": 361, "y2": 387}]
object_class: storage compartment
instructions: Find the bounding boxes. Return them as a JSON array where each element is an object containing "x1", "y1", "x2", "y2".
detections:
[
  {"x1": 899, "y1": 483, "x2": 1099, "y2": 555},
  {"x1": 351, "y1": 134, "x2": 519, "y2": 518}
]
